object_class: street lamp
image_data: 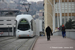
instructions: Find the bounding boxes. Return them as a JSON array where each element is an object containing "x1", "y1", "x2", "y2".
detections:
[{"x1": 22, "y1": 2, "x2": 31, "y2": 14}]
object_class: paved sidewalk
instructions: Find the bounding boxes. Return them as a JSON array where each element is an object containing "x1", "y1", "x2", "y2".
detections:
[{"x1": 33, "y1": 36, "x2": 75, "y2": 50}]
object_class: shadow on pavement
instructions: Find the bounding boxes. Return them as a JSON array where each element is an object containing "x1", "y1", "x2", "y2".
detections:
[{"x1": 18, "y1": 36, "x2": 36, "y2": 39}]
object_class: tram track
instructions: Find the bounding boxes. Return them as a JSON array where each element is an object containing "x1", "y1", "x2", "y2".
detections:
[
  {"x1": 0, "y1": 37, "x2": 15, "y2": 42},
  {"x1": 17, "y1": 36, "x2": 38, "y2": 50},
  {"x1": 0, "y1": 38, "x2": 30, "y2": 50},
  {"x1": 0, "y1": 36, "x2": 38, "y2": 50},
  {"x1": 0, "y1": 38, "x2": 18, "y2": 47},
  {"x1": 16, "y1": 39, "x2": 29, "y2": 50}
]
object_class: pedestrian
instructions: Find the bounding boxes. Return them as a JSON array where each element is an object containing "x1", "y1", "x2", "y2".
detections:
[
  {"x1": 45, "y1": 26, "x2": 52, "y2": 41},
  {"x1": 62, "y1": 25, "x2": 66, "y2": 38}
]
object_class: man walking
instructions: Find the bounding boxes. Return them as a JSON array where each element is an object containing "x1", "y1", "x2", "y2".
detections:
[
  {"x1": 62, "y1": 25, "x2": 66, "y2": 38},
  {"x1": 46, "y1": 26, "x2": 52, "y2": 41}
]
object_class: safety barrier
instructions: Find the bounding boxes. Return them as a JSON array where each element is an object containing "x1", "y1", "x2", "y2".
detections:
[
  {"x1": 53, "y1": 30, "x2": 75, "y2": 40},
  {"x1": 0, "y1": 32, "x2": 14, "y2": 37}
]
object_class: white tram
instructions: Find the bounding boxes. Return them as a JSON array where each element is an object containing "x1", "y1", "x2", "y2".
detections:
[{"x1": 16, "y1": 14, "x2": 36, "y2": 37}]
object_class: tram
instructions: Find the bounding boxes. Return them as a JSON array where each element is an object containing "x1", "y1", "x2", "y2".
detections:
[{"x1": 16, "y1": 14, "x2": 36, "y2": 37}]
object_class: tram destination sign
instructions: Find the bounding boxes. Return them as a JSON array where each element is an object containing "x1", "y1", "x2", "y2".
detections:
[{"x1": 20, "y1": 19, "x2": 28, "y2": 24}]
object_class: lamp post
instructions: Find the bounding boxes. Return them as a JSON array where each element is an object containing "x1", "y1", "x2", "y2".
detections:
[{"x1": 22, "y1": 2, "x2": 31, "y2": 14}]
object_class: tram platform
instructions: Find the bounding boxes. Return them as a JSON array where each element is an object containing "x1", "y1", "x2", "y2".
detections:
[{"x1": 33, "y1": 36, "x2": 75, "y2": 50}]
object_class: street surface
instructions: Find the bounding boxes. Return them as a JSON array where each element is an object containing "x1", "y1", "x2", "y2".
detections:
[
  {"x1": 33, "y1": 36, "x2": 75, "y2": 50},
  {"x1": 0, "y1": 36, "x2": 37, "y2": 50}
]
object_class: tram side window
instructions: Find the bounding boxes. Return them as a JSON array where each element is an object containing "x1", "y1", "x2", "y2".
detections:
[{"x1": 31, "y1": 20, "x2": 33, "y2": 31}]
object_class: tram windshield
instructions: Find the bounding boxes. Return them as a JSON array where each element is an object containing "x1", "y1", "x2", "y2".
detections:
[{"x1": 18, "y1": 19, "x2": 30, "y2": 31}]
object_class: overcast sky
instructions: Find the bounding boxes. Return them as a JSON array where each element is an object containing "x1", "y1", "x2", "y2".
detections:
[{"x1": 27, "y1": 0, "x2": 43, "y2": 2}]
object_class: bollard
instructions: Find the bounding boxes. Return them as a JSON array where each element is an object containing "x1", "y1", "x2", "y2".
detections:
[{"x1": 12, "y1": 25, "x2": 14, "y2": 36}]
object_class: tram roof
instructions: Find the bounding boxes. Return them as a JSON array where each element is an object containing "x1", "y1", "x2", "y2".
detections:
[{"x1": 16, "y1": 14, "x2": 33, "y2": 22}]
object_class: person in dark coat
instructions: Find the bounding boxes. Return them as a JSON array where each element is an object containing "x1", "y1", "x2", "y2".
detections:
[
  {"x1": 62, "y1": 25, "x2": 66, "y2": 38},
  {"x1": 46, "y1": 26, "x2": 52, "y2": 41}
]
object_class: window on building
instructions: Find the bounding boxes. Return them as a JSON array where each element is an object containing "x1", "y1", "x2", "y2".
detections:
[
  {"x1": 7, "y1": 24, "x2": 11, "y2": 25},
  {"x1": 0, "y1": 24, "x2": 3, "y2": 25},
  {"x1": 0, "y1": 20, "x2": 4, "y2": 21},
  {"x1": 7, "y1": 20, "x2": 11, "y2": 21}
]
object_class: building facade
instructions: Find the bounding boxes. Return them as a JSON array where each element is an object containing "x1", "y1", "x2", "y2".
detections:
[
  {"x1": 55, "y1": 0, "x2": 75, "y2": 28},
  {"x1": 44, "y1": 0, "x2": 75, "y2": 34},
  {"x1": 0, "y1": 10, "x2": 19, "y2": 32}
]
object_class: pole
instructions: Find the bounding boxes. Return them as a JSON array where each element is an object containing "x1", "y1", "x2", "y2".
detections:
[
  {"x1": 8, "y1": 26, "x2": 9, "y2": 36},
  {"x1": 56, "y1": 1, "x2": 59, "y2": 28},
  {"x1": 53, "y1": 0, "x2": 55, "y2": 32},
  {"x1": 59, "y1": 0, "x2": 62, "y2": 26},
  {"x1": 12, "y1": 25, "x2": 14, "y2": 36},
  {"x1": 24, "y1": 3, "x2": 31, "y2": 14}
]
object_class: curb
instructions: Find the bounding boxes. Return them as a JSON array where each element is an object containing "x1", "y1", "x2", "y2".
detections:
[{"x1": 29, "y1": 36, "x2": 39, "y2": 50}]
